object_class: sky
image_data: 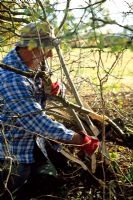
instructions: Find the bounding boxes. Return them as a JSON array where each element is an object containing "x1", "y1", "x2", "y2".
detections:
[
  {"x1": 103, "y1": 0, "x2": 133, "y2": 32},
  {"x1": 105, "y1": 0, "x2": 132, "y2": 21},
  {"x1": 56, "y1": 0, "x2": 133, "y2": 33}
]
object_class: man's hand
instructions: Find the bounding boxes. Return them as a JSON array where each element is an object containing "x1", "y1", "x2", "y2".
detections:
[
  {"x1": 51, "y1": 82, "x2": 60, "y2": 95},
  {"x1": 50, "y1": 81, "x2": 65, "y2": 96},
  {"x1": 79, "y1": 131, "x2": 100, "y2": 157},
  {"x1": 59, "y1": 131, "x2": 100, "y2": 157}
]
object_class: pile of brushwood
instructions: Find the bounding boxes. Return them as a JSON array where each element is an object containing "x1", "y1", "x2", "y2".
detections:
[
  {"x1": 21, "y1": 91, "x2": 133, "y2": 200},
  {"x1": 0, "y1": 63, "x2": 132, "y2": 200}
]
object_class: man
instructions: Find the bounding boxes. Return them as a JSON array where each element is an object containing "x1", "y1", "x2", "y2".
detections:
[{"x1": 0, "y1": 21, "x2": 100, "y2": 199}]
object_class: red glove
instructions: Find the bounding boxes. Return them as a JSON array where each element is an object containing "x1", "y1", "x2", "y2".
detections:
[
  {"x1": 51, "y1": 82, "x2": 66, "y2": 96},
  {"x1": 79, "y1": 131, "x2": 100, "y2": 157},
  {"x1": 51, "y1": 82, "x2": 61, "y2": 96}
]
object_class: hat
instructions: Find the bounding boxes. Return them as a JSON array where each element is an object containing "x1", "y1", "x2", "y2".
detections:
[{"x1": 17, "y1": 21, "x2": 60, "y2": 49}]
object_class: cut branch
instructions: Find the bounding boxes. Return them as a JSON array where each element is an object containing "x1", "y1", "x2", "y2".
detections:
[{"x1": 51, "y1": 95, "x2": 126, "y2": 138}]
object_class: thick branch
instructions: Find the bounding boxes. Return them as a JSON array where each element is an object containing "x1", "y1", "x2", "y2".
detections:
[
  {"x1": 52, "y1": 96, "x2": 126, "y2": 137},
  {"x1": 0, "y1": 62, "x2": 53, "y2": 80},
  {"x1": 0, "y1": 62, "x2": 34, "y2": 78}
]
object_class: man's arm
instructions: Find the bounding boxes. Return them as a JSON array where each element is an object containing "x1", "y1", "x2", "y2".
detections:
[
  {"x1": 0, "y1": 74, "x2": 75, "y2": 142},
  {"x1": 1, "y1": 73, "x2": 100, "y2": 156}
]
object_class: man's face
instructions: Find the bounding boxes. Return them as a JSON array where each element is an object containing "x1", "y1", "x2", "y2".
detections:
[{"x1": 31, "y1": 47, "x2": 53, "y2": 70}]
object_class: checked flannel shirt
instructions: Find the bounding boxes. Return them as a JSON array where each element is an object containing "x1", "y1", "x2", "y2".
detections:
[{"x1": 0, "y1": 48, "x2": 74, "y2": 163}]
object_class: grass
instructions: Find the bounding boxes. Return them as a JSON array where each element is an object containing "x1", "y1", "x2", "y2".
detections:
[{"x1": 52, "y1": 48, "x2": 133, "y2": 93}]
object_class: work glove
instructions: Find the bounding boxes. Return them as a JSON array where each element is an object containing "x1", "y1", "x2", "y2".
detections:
[
  {"x1": 50, "y1": 81, "x2": 65, "y2": 96},
  {"x1": 79, "y1": 131, "x2": 100, "y2": 157}
]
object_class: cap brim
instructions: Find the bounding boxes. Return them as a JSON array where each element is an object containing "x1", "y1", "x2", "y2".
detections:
[{"x1": 16, "y1": 37, "x2": 60, "y2": 48}]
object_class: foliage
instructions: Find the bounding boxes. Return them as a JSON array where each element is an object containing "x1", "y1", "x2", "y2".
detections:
[
  {"x1": 0, "y1": 0, "x2": 133, "y2": 50},
  {"x1": 125, "y1": 165, "x2": 133, "y2": 182}
]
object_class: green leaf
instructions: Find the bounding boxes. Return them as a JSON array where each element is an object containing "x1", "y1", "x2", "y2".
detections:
[
  {"x1": 110, "y1": 45, "x2": 123, "y2": 52},
  {"x1": 28, "y1": 39, "x2": 38, "y2": 50},
  {"x1": 109, "y1": 152, "x2": 119, "y2": 161}
]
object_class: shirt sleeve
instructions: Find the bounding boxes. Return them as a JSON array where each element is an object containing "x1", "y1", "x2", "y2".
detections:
[{"x1": 1, "y1": 74, "x2": 74, "y2": 141}]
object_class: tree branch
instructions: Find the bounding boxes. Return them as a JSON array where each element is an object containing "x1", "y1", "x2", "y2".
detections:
[
  {"x1": 0, "y1": 14, "x2": 29, "y2": 24},
  {"x1": 36, "y1": 0, "x2": 47, "y2": 20},
  {"x1": 0, "y1": 62, "x2": 34, "y2": 78},
  {"x1": 92, "y1": 17, "x2": 133, "y2": 32},
  {"x1": 57, "y1": 0, "x2": 71, "y2": 33}
]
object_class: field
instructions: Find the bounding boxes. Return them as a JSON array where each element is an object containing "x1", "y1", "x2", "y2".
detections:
[{"x1": 58, "y1": 48, "x2": 133, "y2": 92}]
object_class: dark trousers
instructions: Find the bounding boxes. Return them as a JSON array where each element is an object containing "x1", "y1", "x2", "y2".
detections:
[
  {"x1": 0, "y1": 144, "x2": 59, "y2": 200},
  {"x1": 0, "y1": 162, "x2": 32, "y2": 200}
]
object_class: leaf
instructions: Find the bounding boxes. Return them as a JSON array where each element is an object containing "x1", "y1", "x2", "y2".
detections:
[
  {"x1": 111, "y1": 45, "x2": 123, "y2": 52},
  {"x1": 118, "y1": 146, "x2": 125, "y2": 151},
  {"x1": 109, "y1": 152, "x2": 119, "y2": 161},
  {"x1": 37, "y1": 21, "x2": 51, "y2": 34},
  {"x1": 28, "y1": 39, "x2": 37, "y2": 50},
  {"x1": 21, "y1": 26, "x2": 31, "y2": 34}
]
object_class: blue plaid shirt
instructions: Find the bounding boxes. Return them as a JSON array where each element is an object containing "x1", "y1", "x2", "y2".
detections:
[{"x1": 0, "y1": 48, "x2": 74, "y2": 163}]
